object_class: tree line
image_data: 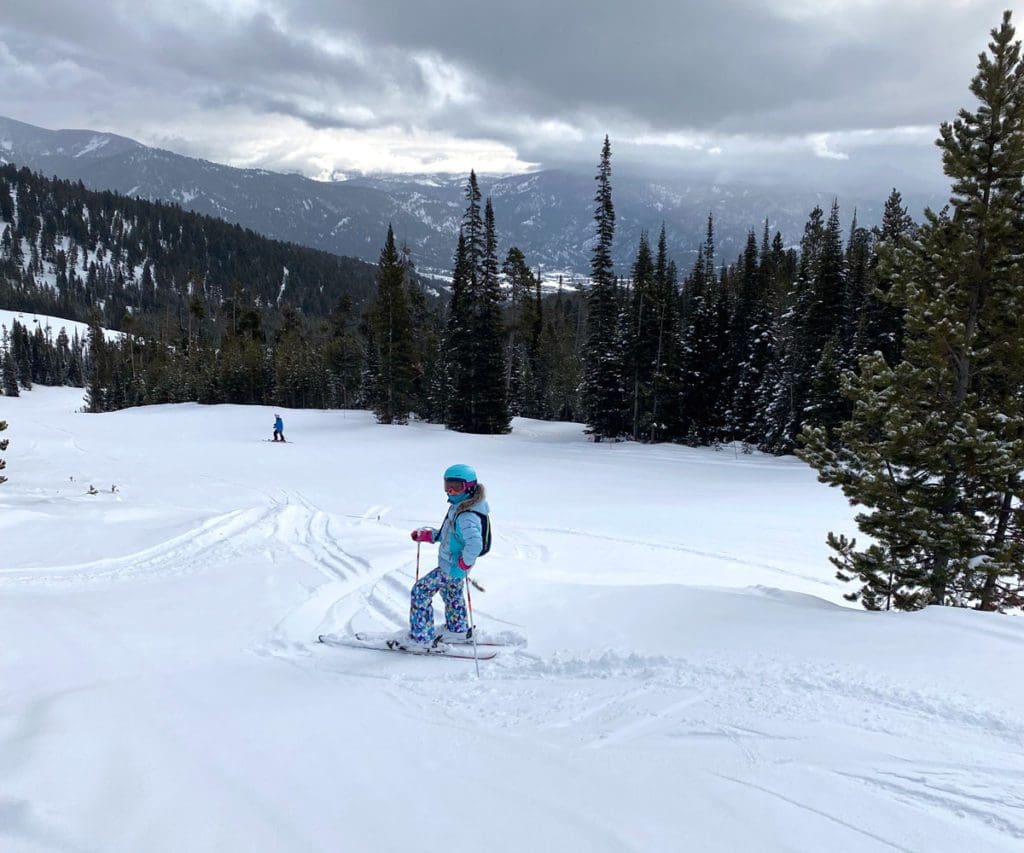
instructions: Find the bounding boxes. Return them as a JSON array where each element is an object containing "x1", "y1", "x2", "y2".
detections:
[
  {"x1": 3, "y1": 12, "x2": 1022, "y2": 612},
  {"x1": 1, "y1": 317, "x2": 88, "y2": 394},
  {"x1": 292, "y1": 12, "x2": 1024, "y2": 613},
  {"x1": 0, "y1": 162, "x2": 380, "y2": 337}
]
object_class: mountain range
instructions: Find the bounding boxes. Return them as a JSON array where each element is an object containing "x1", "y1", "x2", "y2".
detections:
[{"x1": 0, "y1": 115, "x2": 942, "y2": 279}]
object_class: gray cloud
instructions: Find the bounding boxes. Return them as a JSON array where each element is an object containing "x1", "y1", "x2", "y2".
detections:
[
  {"x1": 0, "y1": 0, "x2": 1012, "y2": 193},
  {"x1": 277, "y1": 0, "x2": 1001, "y2": 132}
]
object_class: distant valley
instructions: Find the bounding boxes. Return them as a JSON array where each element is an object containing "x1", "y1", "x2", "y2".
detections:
[{"x1": 0, "y1": 115, "x2": 943, "y2": 278}]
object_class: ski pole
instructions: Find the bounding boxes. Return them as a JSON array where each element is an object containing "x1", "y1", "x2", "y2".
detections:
[
  {"x1": 416, "y1": 541, "x2": 421, "y2": 582},
  {"x1": 465, "y1": 578, "x2": 480, "y2": 677}
]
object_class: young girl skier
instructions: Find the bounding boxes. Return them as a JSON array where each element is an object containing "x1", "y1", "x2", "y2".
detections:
[{"x1": 407, "y1": 463, "x2": 490, "y2": 649}]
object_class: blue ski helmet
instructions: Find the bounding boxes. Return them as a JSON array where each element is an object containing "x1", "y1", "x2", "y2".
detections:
[
  {"x1": 444, "y1": 463, "x2": 477, "y2": 483},
  {"x1": 443, "y1": 463, "x2": 478, "y2": 498}
]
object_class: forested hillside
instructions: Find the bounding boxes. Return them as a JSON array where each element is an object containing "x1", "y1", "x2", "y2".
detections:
[{"x1": 0, "y1": 164, "x2": 380, "y2": 329}]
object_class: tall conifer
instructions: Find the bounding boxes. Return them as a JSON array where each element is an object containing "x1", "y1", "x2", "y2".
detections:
[
  {"x1": 444, "y1": 232, "x2": 472, "y2": 429},
  {"x1": 582, "y1": 136, "x2": 627, "y2": 440},
  {"x1": 369, "y1": 224, "x2": 416, "y2": 424},
  {"x1": 800, "y1": 11, "x2": 1024, "y2": 610},
  {"x1": 2, "y1": 349, "x2": 18, "y2": 397},
  {"x1": 650, "y1": 226, "x2": 684, "y2": 441},
  {"x1": 468, "y1": 198, "x2": 511, "y2": 433},
  {"x1": 626, "y1": 231, "x2": 658, "y2": 439}
]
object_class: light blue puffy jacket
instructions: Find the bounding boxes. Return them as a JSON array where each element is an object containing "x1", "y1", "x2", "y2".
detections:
[{"x1": 431, "y1": 489, "x2": 489, "y2": 577}]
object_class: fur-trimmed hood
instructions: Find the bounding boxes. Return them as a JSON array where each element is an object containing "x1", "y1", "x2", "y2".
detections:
[{"x1": 453, "y1": 483, "x2": 486, "y2": 515}]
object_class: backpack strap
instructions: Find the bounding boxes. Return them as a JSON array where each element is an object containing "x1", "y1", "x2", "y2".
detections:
[{"x1": 439, "y1": 508, "x2": 489, "y2": 553}]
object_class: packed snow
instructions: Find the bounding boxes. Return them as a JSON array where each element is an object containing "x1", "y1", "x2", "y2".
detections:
[{"x1": 1, "y1": 386, "x2": 1022, "y2": 852}]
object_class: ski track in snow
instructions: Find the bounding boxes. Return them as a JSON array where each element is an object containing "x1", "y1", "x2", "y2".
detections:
[
  {"x1": 4, "y1": 463, "x2": 1023, "y2": 850},
  {"x1": 234, "y1": 496, "x2": 1024, "y2": 850},
  {"x1": 132, "y1": 489, "x2": 1014, "y2": 851},
  {"x1": 515, "y1": 523, "x2": 831, "y2": 587},
  {"x1": 0, "y1": 505, "x2": 276, "y2": 587}
]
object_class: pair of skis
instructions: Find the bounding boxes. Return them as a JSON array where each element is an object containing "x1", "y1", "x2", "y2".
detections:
[{"x1": 318, "y1": 630, "x2": 503, "y2": 661}]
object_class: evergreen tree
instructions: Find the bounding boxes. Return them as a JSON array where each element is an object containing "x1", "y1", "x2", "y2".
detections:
[
  {"x1": 582, "y1": 136, "x2": 627, "y2": 440},
  {"x1": 625, "y1": 231, "x2": 659, "y2": 439},
  {"x1": 368, "y1": 225, "x2": 416, "y2": 424},
  {"x1": 444, "y1": 231, "x2": 473, "y2": 430},
  {"x1": 728, "y1": 229, "x2": 775, "y2": 444},
  {"x1": 399, "y1": 244, "x2": 440, "y2": 419},
  {"x1": 723, "y1": 230, "x2": 762, "y2": 441},
  {"x1": 760, "y1": 206, "x2": 826, "y2": 452},
  {"x1": 537, "y1": 288, "x2": 583, "y2": 421},
  {"x1": 502, "y1": 246, "x2": 543, "y2": 417},
  {"x1": 11, "y1": 321, "x2": 32, "y2": 390},
  {"x1": 679, "y1": 216, "x2": 729, "y2": 443},
  {"x1": 843, "y1": 212, "x2": 877, "y2": 365},
  {"x1": 2, "y1": 341, "x2": 19, "y2": 396},
  {"x1": 466, "y1": 198, "x2": 511, "y2": 433},
  {"x1": 863, "y1": 189, "x2": 915, "y2": 365},
  {"x1": 322, "y1": 295, "x2": 366, "y2": 410},
  {"x1": 803, "y1": 200, "x2": 848, "y2": 441},
  {"x1": 440, "y1": 183, "x2": 511, "y2": 434},
  {"x1": 649, "y1": 226, "x2": 684, "y2": 441},
  {"x1": 0, "y1": 419, "x2": 7, "y2": 485},
  {"x1": 84, "y1": 315, "x2": 107, "y2": 413},
  {"x1": 800, "y1": 11, "x2": 1024, "y2": 611},
  {"x1": 462, "y1": 171, "x2": 484, "y2": 291},
  {"x1": 271, "y1": 307, "x2": 315, "y2": 409}
]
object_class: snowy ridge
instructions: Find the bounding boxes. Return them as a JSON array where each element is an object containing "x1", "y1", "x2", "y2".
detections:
[
  {"x1": 0, "y1": 115, "x2": 946, "y2": 278},
  {"x1": 0, "y1": 387, "x2": 1021, "y2": 852},
  {"x1": 0, "y1": 308, "x2": 123, "y2": 349}
]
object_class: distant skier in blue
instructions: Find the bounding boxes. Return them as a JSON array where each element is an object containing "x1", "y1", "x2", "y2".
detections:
[
  {"x1": 408, "y1": 463, "x2": 490, "y2": 649},
  {"x1": 272, "y1": 414, "x2": 285, "y2": 442}
]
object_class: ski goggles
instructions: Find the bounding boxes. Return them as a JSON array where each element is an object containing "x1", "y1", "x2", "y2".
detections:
[{"x1": 444, "y1": 478, "x2": 474, "y2": 495}]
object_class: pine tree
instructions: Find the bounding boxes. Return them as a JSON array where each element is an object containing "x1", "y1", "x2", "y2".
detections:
[
  {"x1": 0, "y1": 419, "x2": 7, "y2": 485},
  {"x1": 467, "y1": 198, "x2": 511, "y2": 433},
  {"x1": 537, "y1": 288, "x2": 583, "y2": 421},
  {"x1": 863, "y1": 189, "x2": 915, "y2": 366},
  {"x1": 2, "y1": 349, "x2": 18, "y2": 396},
  {"x1": 11, "y1": 321, "x2": 32, "y2": 390},
  {"x1": 760, "y1": 206, "x2": 827, "y2": 452},
  {"x1": 582, "y1": 136, "x2": 627, "y2": 440},
  {"x1": 723, "y1": 230, "x2": 762, "y2": 441},
  {"x1": 679, "y1": 216, "x2": 729, "y2": 443},
  {"x1": 444, "y1": 181, "x2": 510, "y2": 434},
  {"x1": 84, "y1": 315, "x2": 107, "y2": 413},
  {"x1": 462, "y1": 170, "x2": 484, "y2": 292},
  {"x1": 843, "y1": 212, "x2": 877, "y2": 364},
  {"x1": 323, "y1": 295, "x2": 368, "y2": 410},
  {"x1": 804, "y1": 201, "x2": 848, "y2": 440},
  {"x1": 649, "y1": 226, "x2": 684, "y2": 441},
  {"x1": 445, "y1": 231, "x2": 474, "y2": 430},
  {"x1": 502, "y1": 246, "x2": 543, "y2": 417},
  {"x1": 625, "y1": 231, "x2": 659, "y2": 439},
  {"x1": 369, "y1": 224, "x2": 416, "y2": 424},
  {"x1": 800, "y1": 11, "x2": 1024, "y2": 611},
  {"x1": 751, "y1": 231, "x2": 791, "y2": 447},
  {"x1": 399, "y1": 244, "x2": 440, "y2": 419}
]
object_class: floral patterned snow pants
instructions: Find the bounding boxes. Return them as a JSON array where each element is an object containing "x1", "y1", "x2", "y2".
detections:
[{"x1": 409, "y1": 567, "x2": 468, "y2": 643}]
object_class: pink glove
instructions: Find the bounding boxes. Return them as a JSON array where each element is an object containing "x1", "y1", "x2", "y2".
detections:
[
  {"x1": 410, "y1": 527, "x2": 434, "y2": 543},
  {"x1": 447, "y1": 556, "x2": 472, "y2": 579}
]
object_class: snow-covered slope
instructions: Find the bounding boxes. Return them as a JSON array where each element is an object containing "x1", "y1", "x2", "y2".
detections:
[
  {"x1": 0, "y1": 387, "x2": 1021, "y2": 852},
  {"x1": 0, "y1": 308, "x2": 122, "y2": 348}
]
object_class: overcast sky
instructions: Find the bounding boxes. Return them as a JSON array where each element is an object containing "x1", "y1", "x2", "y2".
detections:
[{"x1": 0, "y1": 0, "x2": 1012, "y2": 195}]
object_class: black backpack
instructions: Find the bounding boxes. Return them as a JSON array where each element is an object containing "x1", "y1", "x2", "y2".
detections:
[{"x1": 440, "y1": 510, "x2": 492, "y2": 557}]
